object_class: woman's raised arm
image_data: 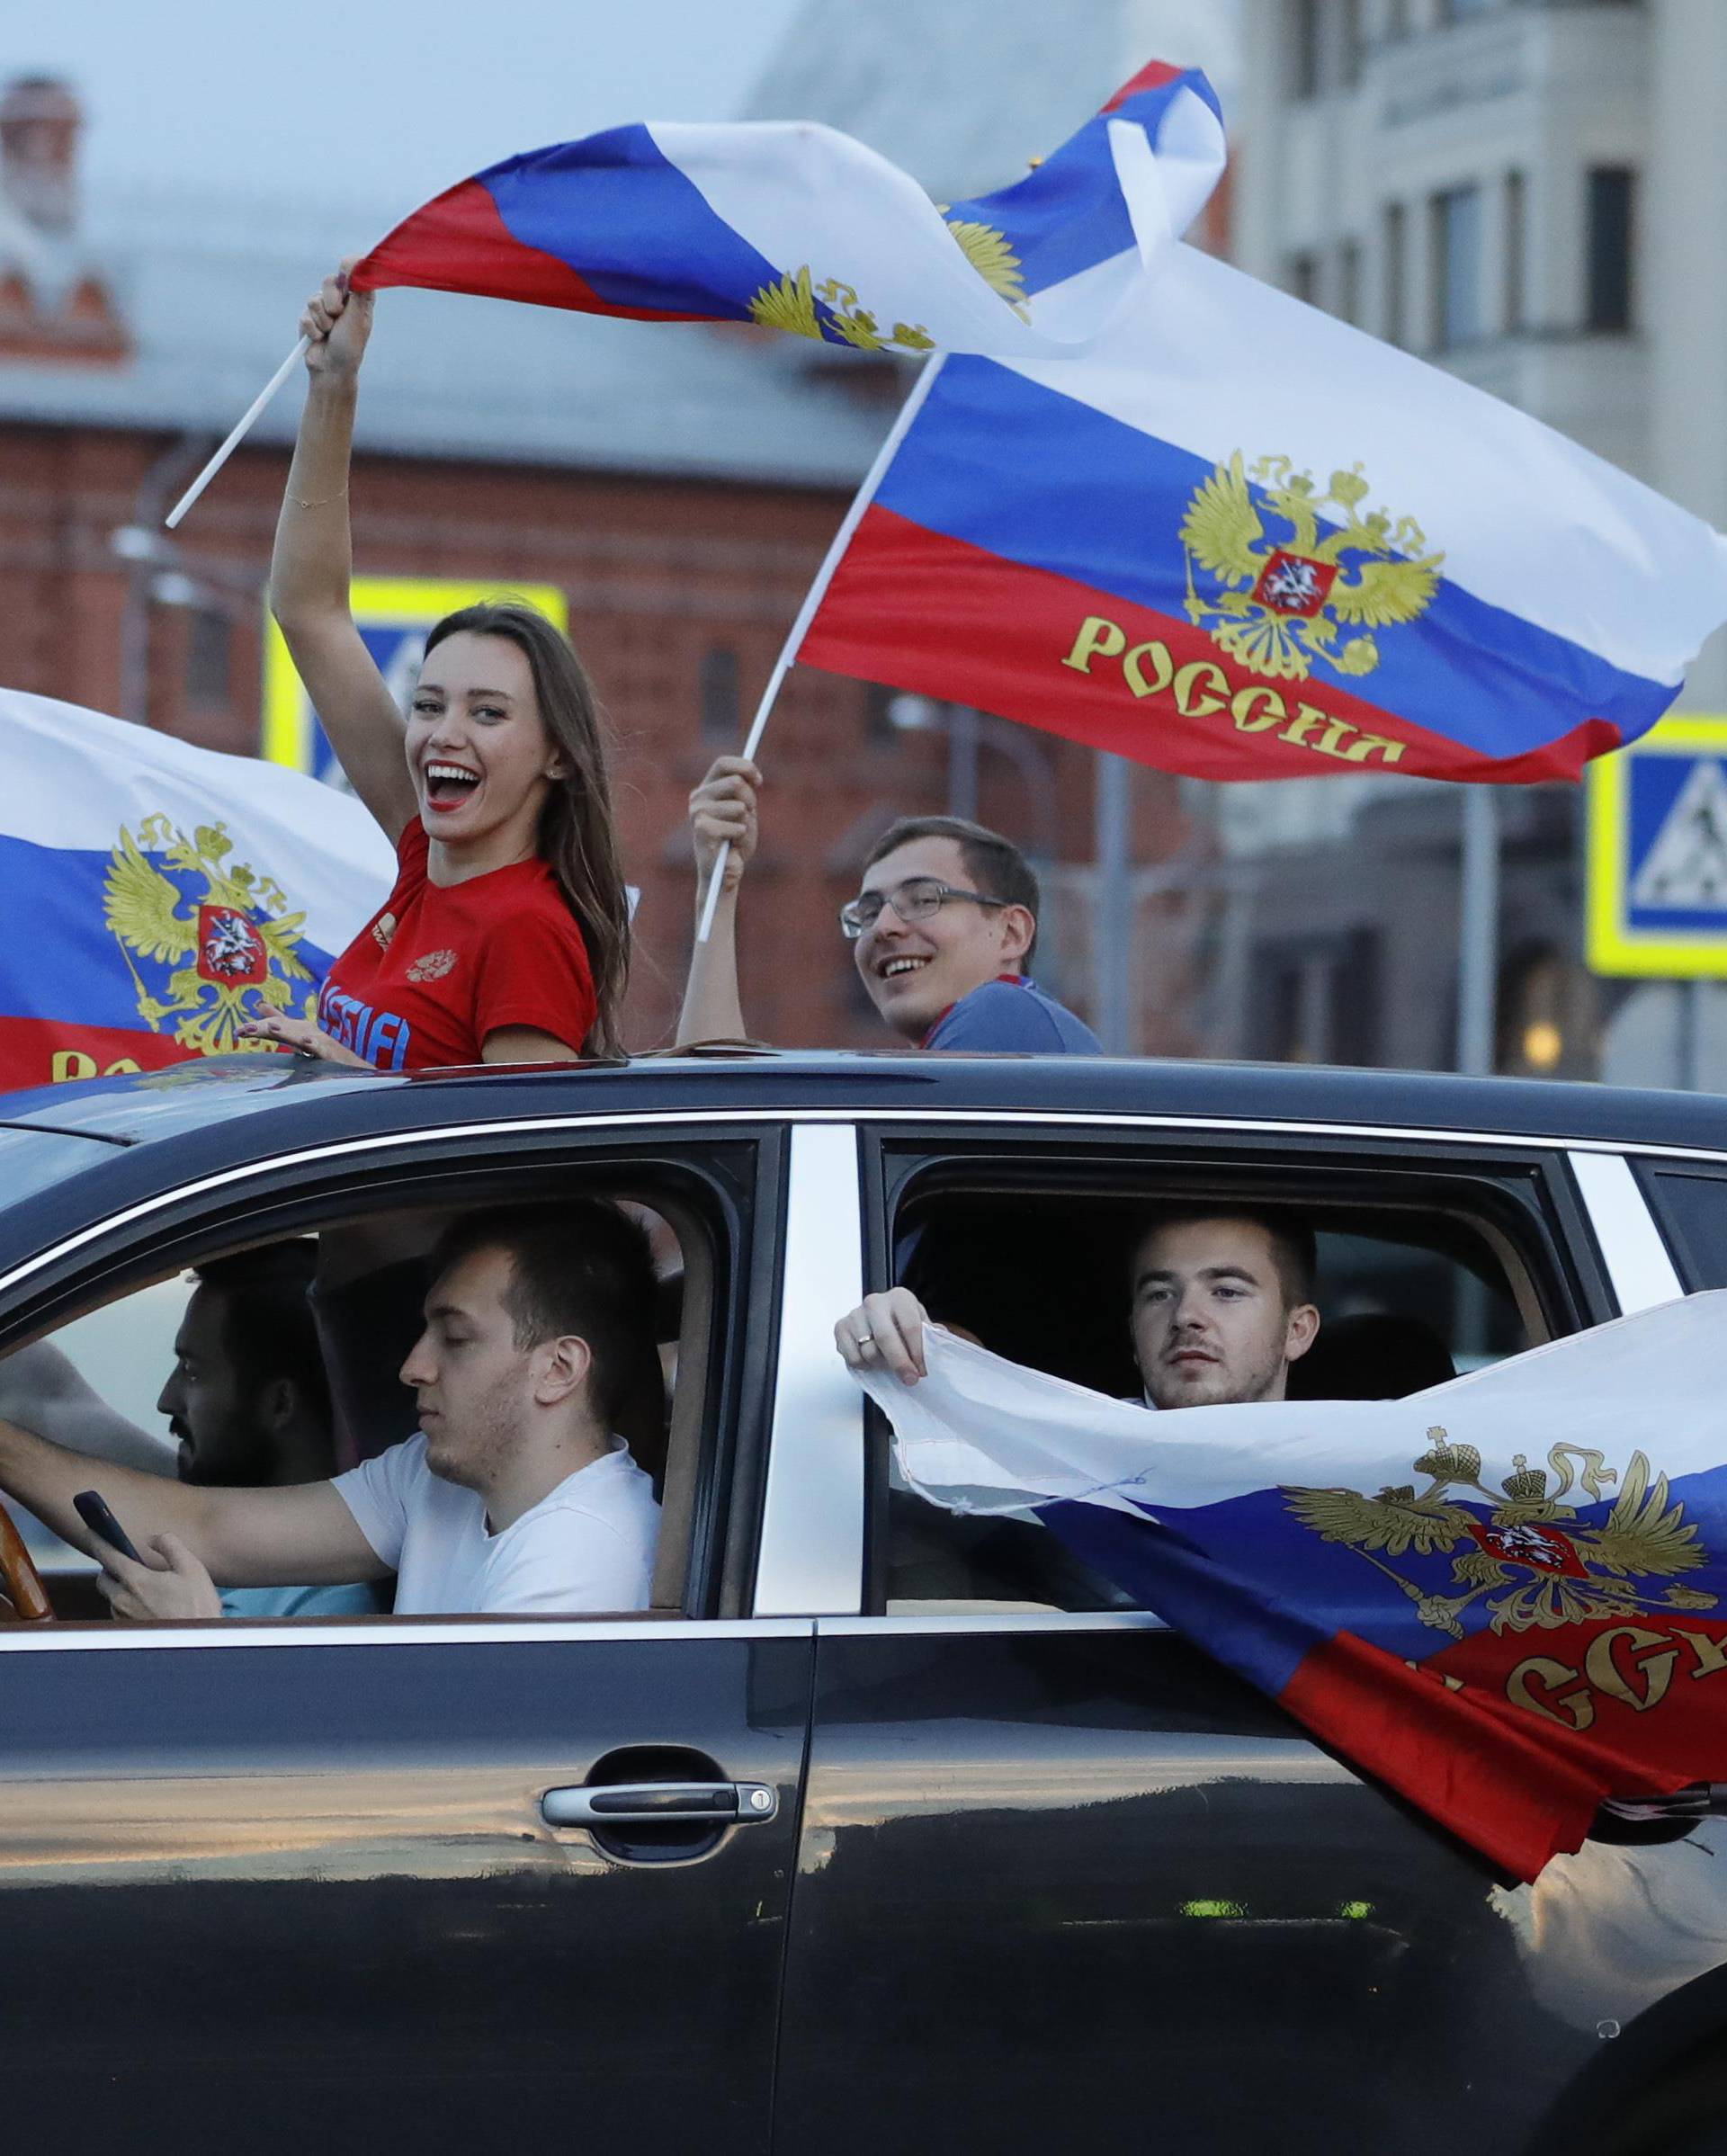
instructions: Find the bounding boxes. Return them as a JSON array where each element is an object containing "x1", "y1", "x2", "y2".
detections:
[{"x1": 267, "y1": 264, "x2": 418, "y2": 844}]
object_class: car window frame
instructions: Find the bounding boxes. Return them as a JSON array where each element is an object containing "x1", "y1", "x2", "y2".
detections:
[
  {"x1": 0, "y1": 1114, "x2": 785, "y2": 1640},
  {"x1": 853, "y1": 1114, "x2": 1623, "y2": 1621},
  {"x1": 1632, "y1": 1155, "x2": 1727, "y2": 1292}
]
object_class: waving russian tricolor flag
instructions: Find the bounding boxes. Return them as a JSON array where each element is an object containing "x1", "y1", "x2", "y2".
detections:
[
  {"x1": 798, "y1": 246, "x2": 1727, "y2": 783},
  {"x1": 857, "y1": 1298, "x2": 1727, "y2": 1882},
  {"x1": 350, "y1": 63, "x2": 1224, "y2": 360},
  {"x1": 0, "y1": 690, "x2": 393, "y2": 1095}
]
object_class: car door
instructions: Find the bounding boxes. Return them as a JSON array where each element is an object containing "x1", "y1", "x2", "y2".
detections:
[
  {"x1": 766, "y1": 1114, "x2": 1658, "y2": 2156},
  {"x1": 0, "y1": 1111, "x2": 810, "y2": 2156}
]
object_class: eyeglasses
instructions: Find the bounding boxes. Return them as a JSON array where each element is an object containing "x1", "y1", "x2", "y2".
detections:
[{"x1": 838, "y1": 875, "x2": 1008, "y2": 941}]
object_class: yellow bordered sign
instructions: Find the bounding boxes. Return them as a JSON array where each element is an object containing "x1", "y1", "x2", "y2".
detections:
[
  {"x1": 1586, "y1": 714, "x2": 1727, "y2": 979},
  {"x1": 262, "y1": 577, "x2": 569, "y2": 784}
]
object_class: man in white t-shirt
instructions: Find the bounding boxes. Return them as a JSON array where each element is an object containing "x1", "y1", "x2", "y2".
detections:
[{"x1": 0, "y1": 1203, "x2": 662, "y2": 1621}]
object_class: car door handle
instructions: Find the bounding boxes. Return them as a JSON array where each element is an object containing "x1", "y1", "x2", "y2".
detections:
[{"x1": 541, "y1": 1781, "x2": 778, "y2": 1827}]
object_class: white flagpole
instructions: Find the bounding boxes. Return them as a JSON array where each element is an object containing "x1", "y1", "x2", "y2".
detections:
[
  {"x1": 164, "y1": 336, "x2": 312, "y2": 530},
  {"x1": 696, "y1": 351, "x2": 948, "y2": 944}
]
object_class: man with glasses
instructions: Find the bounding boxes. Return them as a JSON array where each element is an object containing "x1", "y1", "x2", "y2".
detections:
[{"x1": 676, "y1": 754, "x2": 1099, "y2": 1051}]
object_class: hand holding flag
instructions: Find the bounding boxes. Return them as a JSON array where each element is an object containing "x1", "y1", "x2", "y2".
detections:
[
  {"x1": 852, "y1": 1300, "x2": 1727, "y2": 1882},
  {"x1": 165, "y1": 62, "x2": 1227, "y2": 526}
]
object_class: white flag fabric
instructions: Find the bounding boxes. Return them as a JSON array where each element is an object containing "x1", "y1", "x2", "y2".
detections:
[
  {"x1": 854, "y1": 1300, "x2": 1727, "y2": 1882},
  {"x1": 0, "y1": 687, "x2": 394, "y2": 1094}
]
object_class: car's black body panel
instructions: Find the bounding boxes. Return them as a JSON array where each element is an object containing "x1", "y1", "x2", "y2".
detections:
[
  {"x1": 777, "y1": 1625, "x2": 1595, "y2": 2156},
  {"x1": 0, "y1": 1630, "x2": 810, "y2": 2152}
]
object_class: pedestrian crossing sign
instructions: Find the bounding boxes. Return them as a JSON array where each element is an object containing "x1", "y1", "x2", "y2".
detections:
[
  {"x1": 1587, "y1": 714, "x2": 1727, "y2": 977},
  {"x1": 262, "y1": 577, "x2": 568, "y2": 787}
]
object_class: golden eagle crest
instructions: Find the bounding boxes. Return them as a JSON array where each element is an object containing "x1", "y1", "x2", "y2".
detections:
[
  {"x1": 1179, "y1": 452, "x2": 1445, "y2": 682},
  {"x1": 1284, "y1": 1429, "x2": 1718, "y2": 1641},
  {"x1": 747, "y1": 217, "x2": 1028, "y2": 353},
  {"x1": 103, "y1": 816, "x2": 315, "y2": 1056}
]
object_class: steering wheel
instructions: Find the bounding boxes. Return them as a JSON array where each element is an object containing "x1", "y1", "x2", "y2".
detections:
[{"x1": 0, "y1": 1501, "x2": 51, "y2": 1623}]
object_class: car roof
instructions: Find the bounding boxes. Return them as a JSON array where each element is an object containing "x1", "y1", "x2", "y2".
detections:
[{"x1": 2, "y1": 1049, "x2": 1724, "y2": 1159}]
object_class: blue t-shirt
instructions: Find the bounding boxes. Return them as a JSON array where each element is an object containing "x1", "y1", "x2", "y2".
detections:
[
  {"x1": 219, "y1": 1580, "x2": 384, "y2": 1621},
  {"x1": 923, "y1": 977, "x2": 1100, "y2": 1054}
]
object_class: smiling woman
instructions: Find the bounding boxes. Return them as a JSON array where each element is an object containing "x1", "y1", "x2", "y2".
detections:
[{"x1": 252, "y1": 262, "x2": 631, "y2": 1070}]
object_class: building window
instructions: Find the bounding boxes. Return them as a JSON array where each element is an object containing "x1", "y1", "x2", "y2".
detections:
[
  {"x1": 700, "y1": 644, "x2": 740, "y2": 743},
  {"x1": 864, "y1": 683, "x2": 898, "y2": 742},
  {"x1": 1430, "y1": 184, "x2": 1483, "y2": 349},
  {"x1": 1382, "y1": 201, "x2": 1407, "y2": 345},
  {"x1": 1339, "y1": 0, "x2": 1365, "y2": 87},
  {"x1": 1287, "y1": 251, "x2": 1319, "y2": 305},
  {"x1": 1291, "y1": 0, "x2": 1322, "y2": 98},
  {"x1": 1338, "y1": 239, "x2": 1363, "y2": 325},
  {"x1": 185, "y1": 607, "x2": 230, "y2": 706},
  {"x1": 1586, "y1": 165, "x2": 1635, "y2": 332},
  {"x1": 1438, "y1": 0, "x2": 1496, "y2": 22},
  {"x1": 1504, "y1": 169, "x2": 1526, "y2": 333}
]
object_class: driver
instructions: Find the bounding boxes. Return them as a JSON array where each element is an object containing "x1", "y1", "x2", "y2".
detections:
[{"x1": 0, "y1": 1203, "x2": 661, "y2": 1622}]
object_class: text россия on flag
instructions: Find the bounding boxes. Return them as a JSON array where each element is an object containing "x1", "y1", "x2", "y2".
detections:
[
  {"x1": 348, "y1": 64, "x2": 1224, "y2": 360},
  {"x1": 798, "y1": 246, "x2": 1727, "y2": 785},
  {"x1": 0, "y1": 689, "x2": 394, "y2": 1094},
  {"x1": 854, "y1": 1300, "x2": 1727, "y2": 1883}
]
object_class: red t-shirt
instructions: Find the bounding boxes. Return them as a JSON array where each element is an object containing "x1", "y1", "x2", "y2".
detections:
[{"x1": 318, "y1": 819, "x2": 597, "y2": 1070}]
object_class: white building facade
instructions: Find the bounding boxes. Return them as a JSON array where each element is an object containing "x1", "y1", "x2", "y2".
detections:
[{"x1": 1219, "y1": 0, "x2": 1727, "y2": 1081}]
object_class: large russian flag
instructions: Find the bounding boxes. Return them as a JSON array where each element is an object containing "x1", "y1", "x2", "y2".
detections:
[
  {"x1": 799, "y1": 246, "x2": 1727, "y2": 783},
  {"x1": 350, "y1": 64, "x2": 1224, "y2": 361},
  {"x1": 0, "y1": 691, "x2": 394, "y2": 1096},
  {"x1": 857, "y1": 1297, "x2": 1727, "y2": 1883}
]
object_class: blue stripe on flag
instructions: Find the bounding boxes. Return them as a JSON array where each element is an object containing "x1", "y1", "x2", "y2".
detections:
[
  {"x1": 946, "y1": 73, "x2": 1220, "y2": 301},
  {"x1": 480, "y1": 123, "x2": 787, "y2": 324},
  {"x1": 2, "y1": 833, "x2": 337, "y2": 1032},
  {"x1": 877, "y1": 358, "x2": 1674, "y2": 760}
]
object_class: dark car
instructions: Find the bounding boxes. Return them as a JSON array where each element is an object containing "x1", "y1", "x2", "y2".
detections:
[{"x1": 0, "y1": 1048, "x2": 1723, "y2": 2156}]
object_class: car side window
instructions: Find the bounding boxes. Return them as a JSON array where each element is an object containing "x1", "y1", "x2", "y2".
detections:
[
  {"x1": 1636, "y1": 1163, "x2": 1727, "y2": 1290},
  {"x1": 872, "y1": 1168, "x2": 1561, "y2": 1618},
  {"x1": 0, "y1": 1177, "x2": 720, "y2": 1626}
]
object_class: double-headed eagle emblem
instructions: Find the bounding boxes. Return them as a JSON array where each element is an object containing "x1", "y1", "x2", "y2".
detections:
[
  {"x1": 1180, "y1": 452, "x2": 1445, "y2": 682},
  {"x1": 1284, "y1": 1429, "x2": 1716, "y2": 1640},
  {"x1": 747, "y1": 217, "x2": 1028, "y2": 353},
  {"x1": 103, "y1": 816, "x2": 313, "y2": 1056}
]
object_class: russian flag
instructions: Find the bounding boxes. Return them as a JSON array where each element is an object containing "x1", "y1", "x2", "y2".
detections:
[
  {"x1": 350, "y1": 63, "x2": 1225, "y2": 361},
  {"x1": 0, "y1": 690, "x2": 394, "y2": 1096},
  {"x1": 798, "y1": 246, "x2": 1727, "y2": 783},
  {"x1": 857, "y1": 1297, "x2": 1727, "y2": 1883}
]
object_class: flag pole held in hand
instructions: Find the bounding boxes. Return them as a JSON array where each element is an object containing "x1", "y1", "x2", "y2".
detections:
[
  {"x1": 695, "y1": 355, "x2": 947, "y2": 944},
  {"x1": 164, "y1": 335, "x2": 311, "y2": 531}
]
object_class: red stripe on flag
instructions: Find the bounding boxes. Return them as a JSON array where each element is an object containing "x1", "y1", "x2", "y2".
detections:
[
  {"x1": 1283, "y1": 1627, "x2": 1699, "y2": 1883},
  {"x1": 798, "y1": 505, "x2": 1622, "y2": 784},
  {"x1": 1101, "y1": 60, "x2": 1184, "y2": 112},
  {"x1": 0, "y1": 1019, "x2": 235, "y2": 1095},
  {"x1": 351, "y1": 179, "x2": 712, "y2": 321}
]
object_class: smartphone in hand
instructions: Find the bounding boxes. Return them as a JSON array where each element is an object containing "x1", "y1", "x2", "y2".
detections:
[{"x1": 73, "y1": 1490, "x2": 142, "y2": 1566}]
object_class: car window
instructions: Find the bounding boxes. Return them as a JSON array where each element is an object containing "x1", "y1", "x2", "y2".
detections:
[
  {"x1": 1635, "y1": 1162, "x2": 1727, "y2": 1290},
  {"x1": 0, "y1": 1177, "x2": 720, "y2": 1626},
  {"x1": 871, "y1": 1158, "x2": 1564, "y2": 1617}
]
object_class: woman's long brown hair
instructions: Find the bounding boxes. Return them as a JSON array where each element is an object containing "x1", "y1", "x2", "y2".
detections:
[{"x1": 423, "y1": 602, "x2": 630, "y2": 1057}]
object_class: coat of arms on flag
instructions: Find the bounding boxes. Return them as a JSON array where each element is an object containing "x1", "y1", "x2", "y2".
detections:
[
  {"x1": 103, "y1": 817, "x2": 316, "y2": 1056},
  {"x1": 1285, "y1": 1429, "x2": 1716, "y2": 1645},
  {"x1": 1178, "y1": 452, "x2": 1444, "y2": 683}
]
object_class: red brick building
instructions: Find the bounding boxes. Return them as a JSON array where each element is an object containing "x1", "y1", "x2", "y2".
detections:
[{"x1": 0, "y1": 71, "x2": 1204, "y2": 1057}]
